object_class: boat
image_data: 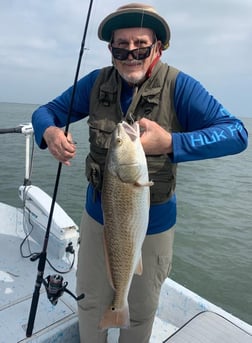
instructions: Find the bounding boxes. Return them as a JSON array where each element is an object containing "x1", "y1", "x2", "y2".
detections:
[{"x1": 0, "y1": 124, "x2": 251, "y2": 343}]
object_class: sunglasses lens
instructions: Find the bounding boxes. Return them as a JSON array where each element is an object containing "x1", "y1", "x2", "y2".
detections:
[
  {"x1": 112, "y1": 45, "x2": 152, "y2": 61},
  {"x1": 111, "y1": 47, "x2": 128, "y2": 60},
  {"x1": 132, "y1": 47, "x2": 150, "y2": 60}
]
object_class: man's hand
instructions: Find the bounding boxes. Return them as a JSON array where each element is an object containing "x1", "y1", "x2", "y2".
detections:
[
  {"x1": 139, "y1": 118, "x2": 173, "y2": 155},
  {"x1": 43, "y1": 126, "x2": 76, "y2": 166}
]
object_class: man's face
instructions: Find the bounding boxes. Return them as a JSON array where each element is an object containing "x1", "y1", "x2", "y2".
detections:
[{"x1": 109, "y1": 27, "x2": 161, "y2": 85}]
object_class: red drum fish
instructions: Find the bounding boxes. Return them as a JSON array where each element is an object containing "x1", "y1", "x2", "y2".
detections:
[{"x1": 99, "y1": 121, "x2": 152, "y2": 330}]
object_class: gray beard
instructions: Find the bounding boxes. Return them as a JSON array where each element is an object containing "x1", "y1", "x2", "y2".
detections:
[{"x1": 119, "y1": 70, "x2": 146, "y2": 85}]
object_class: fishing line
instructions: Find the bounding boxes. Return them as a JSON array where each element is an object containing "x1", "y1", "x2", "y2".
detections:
[{"x1": 26, "y1": 0, "x2": 94, "y2": 337}]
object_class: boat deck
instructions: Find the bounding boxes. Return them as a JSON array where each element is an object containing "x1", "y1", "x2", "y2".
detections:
[
  {"x1": 107, "y1": 318, "x2": 177, "y2": 342},
  {"x1": 0, "y1": 203, "x2": 79, "y2": 343},
  {"x1": 164, "y1": 311, "x2": 252, "y2": 343}
]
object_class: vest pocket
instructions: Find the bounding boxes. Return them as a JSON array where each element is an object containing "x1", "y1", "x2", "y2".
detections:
[
  {"x1": 88, "y1": 119, "x2": 117, "y2": 149},
  {"x1": 147, "y1": 155, "x2": 177, "y2": 204}
]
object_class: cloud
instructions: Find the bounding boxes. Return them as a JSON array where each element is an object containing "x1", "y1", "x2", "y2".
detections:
[{"x1": 0, "y1": 0, "x2": 251, "y2": 116}]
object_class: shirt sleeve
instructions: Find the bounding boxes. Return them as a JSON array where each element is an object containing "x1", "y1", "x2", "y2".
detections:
[
  {"x1": 171, "y1": 72, "x2": 248, "y2": 163},
  {"x1": 32, "y1": 69, "x2": 100, "y2": 148}
]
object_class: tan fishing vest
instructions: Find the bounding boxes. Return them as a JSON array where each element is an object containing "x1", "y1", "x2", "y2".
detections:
[{"x1": 86, "y1": 61, "x2": 182, "y2": 204}]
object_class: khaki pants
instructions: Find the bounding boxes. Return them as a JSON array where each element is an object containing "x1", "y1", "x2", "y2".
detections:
[{"x1": 76, "y1": 211, "x2": 174, "y2": 343}]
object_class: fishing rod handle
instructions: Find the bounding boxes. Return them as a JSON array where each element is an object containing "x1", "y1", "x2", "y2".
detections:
[{"x1": 26, "y1": 252, "x2": 47, "y2": 337}]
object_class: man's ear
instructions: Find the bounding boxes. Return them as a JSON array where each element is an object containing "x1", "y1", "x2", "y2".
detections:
[
  {"x1": 108, "y1": 43, "x2": 115, "y2": 66},
  {"x1": 156, "y1": 41, "x2": 162, "y2": 56}
]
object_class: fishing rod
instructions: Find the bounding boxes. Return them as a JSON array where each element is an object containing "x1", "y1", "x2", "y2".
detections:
[{"x1": 26, "y1": 0, "x2": 94, "y2": 337}]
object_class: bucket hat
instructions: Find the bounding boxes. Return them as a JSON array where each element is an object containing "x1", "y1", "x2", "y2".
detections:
[{"x1": 98, "y1": 3, "x2": 170, "y2": 50}]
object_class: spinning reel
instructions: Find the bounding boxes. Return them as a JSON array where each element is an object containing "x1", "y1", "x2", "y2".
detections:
[{"x1": 43, "y1": 274, "x2": 84, "y2": 305}]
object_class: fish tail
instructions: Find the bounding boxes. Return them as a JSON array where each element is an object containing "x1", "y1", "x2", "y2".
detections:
[{"x1": 99, "y1": 305, "x2": 130, "y2": 330}]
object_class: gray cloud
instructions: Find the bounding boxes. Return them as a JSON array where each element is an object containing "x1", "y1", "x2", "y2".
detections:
[{"x1": 0, "y1": 0, "x2": 251, "y2": 117}]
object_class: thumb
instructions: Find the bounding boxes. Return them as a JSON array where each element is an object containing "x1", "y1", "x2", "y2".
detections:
[
  {"x1": 139, "y1": 117, "x2": 152, "y2": 135},
  {"x1": 66, "y1": 132, "x2": 74, "y2": 144}
]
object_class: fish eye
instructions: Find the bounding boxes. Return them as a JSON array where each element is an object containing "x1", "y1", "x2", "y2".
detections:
[{"x1": 116, "y1": 137, "x2": 123, "y2": 145}]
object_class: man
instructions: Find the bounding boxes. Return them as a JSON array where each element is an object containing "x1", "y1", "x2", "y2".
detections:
[{"x1": 32, "y1": 3, "x2": 248, "y2": 343}]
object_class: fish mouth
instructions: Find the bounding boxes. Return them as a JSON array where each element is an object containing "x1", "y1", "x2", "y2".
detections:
[{"x1": 118, "y1": 121, "x2": 139, "y2": 141}]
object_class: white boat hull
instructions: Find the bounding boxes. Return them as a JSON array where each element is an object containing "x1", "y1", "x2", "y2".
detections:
[{"x1": 0, "y1": 202, "x2": 251, "y2": 343}]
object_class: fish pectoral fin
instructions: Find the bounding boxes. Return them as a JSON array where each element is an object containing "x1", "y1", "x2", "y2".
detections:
[
  {"x1": 134, "y1": 256, "x2": 143, "y2": 275},
  {"x1": 118, "y1": 164, "x2": 141, "y2": 183},
  {"x1": 134, "y1": 180, "x2": 154, "y2": 187},
  {"x1": 103, "y1": 232, "x2": 115, "y2": 290}
]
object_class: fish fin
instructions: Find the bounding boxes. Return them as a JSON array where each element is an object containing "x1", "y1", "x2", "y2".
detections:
[
  {"x1": 103, "y1": 232, "x2": 115, "y2": 290},
  {"x1": 99, "y1": 305, "x2": 130, "y2": 330},
  {"x1": 134, "y1": 180, "x2": 154, "y2": 187},
  {"x1": 134, "y1": 256, "x2": 143, "y2": 275}
]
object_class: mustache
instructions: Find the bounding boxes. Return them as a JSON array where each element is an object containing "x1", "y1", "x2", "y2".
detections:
[{"x1": 121, "y1": 60, "x2": 143, "y2": 65}]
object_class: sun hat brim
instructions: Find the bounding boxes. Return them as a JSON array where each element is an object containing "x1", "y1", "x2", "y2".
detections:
[{"x1": 98, "y1": 7, "x2": 170, "y2": 50}]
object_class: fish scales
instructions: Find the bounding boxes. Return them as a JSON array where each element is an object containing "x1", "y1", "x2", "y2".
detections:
[
  {"x1": 103, "y1": 174, "x2": 148, "y2": 305},
  {"x1": 99, "y1": 121, "x2": 152, "y2": 330}
]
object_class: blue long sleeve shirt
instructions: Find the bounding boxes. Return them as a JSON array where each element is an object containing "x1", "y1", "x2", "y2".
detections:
[{"x1": 32, "y1": 68, "x2": 248, "y2": 234}]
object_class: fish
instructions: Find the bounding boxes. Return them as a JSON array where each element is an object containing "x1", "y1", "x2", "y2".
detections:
[{"x1": 99, "y1": 121, "x2": 153, "y2": 330}]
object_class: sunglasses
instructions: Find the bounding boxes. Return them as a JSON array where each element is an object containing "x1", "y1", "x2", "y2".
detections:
[{"x1": 111, "y1": 44, "x2": 155, "y2": 61}]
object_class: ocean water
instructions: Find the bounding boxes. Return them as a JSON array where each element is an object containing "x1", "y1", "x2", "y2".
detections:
[{"x1": 0, "y1": 102, "x2": 251, "y2": 325}]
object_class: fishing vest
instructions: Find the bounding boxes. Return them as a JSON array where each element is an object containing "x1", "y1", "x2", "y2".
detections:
[{"x1": 86, "y1": 61, "x2": 182, "y2": 204}]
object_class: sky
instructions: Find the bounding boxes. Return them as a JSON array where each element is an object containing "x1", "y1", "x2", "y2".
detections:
[{"x1": 0, "y1": 0, "x2": 251, "y2": 117}]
